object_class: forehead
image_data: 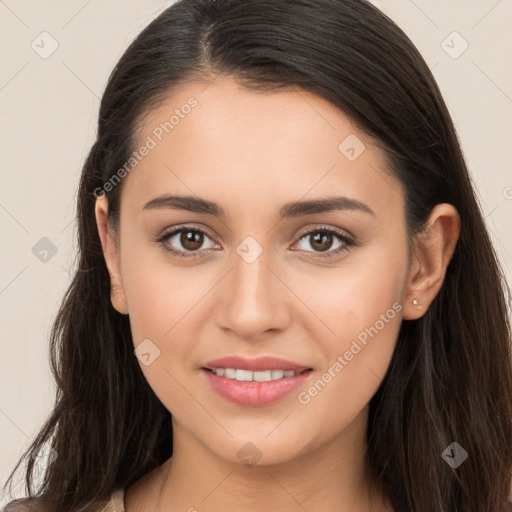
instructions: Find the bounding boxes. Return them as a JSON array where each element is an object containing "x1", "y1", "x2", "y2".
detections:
[{"x1": 123, "y1": 77, "x2": 404, "y2": 221}]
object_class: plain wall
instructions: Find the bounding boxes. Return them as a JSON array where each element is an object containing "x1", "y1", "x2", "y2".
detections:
[{"x1": 1, "y1": 0, "x2": 511, "y2": 504}]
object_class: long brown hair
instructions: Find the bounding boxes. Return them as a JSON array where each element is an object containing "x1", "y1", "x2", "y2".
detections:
[{"x1": 3, "y1": 0, "x2": 512, "y2": 510}]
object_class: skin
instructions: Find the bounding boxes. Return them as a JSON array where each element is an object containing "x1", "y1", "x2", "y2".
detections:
[{"x1": 95, "y1": 77, "x2": 460, "y2": 512}]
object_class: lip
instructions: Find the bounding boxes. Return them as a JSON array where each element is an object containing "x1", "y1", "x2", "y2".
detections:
[
  {"x1": 203, "y1": 355, "x2": 311, "y2": 373},
  {"x1": 202, "y1": 368, "x2": 313, "y2": 407},
  {"x1": 201, "y1": 355, "x2": 313, "y2": 407}
]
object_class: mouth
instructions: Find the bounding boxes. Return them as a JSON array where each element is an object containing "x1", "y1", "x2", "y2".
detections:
[{"x1": 201, "y1": 355, "x2": 313, "y2": 406}]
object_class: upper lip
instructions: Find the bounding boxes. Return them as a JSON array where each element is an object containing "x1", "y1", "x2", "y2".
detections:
[{"x1": 203, "y1": 356, "x2": 311, "y2": 373}]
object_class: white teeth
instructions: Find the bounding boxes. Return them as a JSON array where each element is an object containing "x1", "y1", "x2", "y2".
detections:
[
  {"x1": 212, "y1": 368, "x2": 299, "y2": 382},
  {"x1": 235, "y1": 369, "x2": 253, "y2": 382},
  {"x1": 253, "y1": 370, "x2": 272, "y2": 382},
  {"x1": 224, "y1": 368, "x2": 236, "y2": 379},
  {"x1": 271, "y1": 369, "x2": 284, "y2": 379}
]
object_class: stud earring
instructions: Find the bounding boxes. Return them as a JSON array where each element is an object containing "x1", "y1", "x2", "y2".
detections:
[{"x1": 412, "y1": 298, "x2": 423, "y2": 310}]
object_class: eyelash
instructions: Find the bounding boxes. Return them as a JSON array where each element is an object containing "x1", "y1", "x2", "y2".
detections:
[{"x1": 154, "y1": 224, "x2": 356, "y2": 260}]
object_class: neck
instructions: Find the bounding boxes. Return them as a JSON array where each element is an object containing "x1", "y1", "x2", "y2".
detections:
[{"x1": 147, "y1": 406, "x2": 393, "y2": 512}]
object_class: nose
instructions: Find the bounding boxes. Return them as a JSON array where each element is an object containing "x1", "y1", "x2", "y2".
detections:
[{"x1": 215, "y1": 241, "x2": 291, "y2": 340}]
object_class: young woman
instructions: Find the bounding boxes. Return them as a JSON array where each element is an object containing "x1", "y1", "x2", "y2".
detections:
[{"x1": 3, "y1": 0, "x2": 512, "y2": 511}]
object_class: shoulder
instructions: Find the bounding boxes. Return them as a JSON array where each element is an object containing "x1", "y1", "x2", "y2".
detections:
[
  {"x1": 2, "y1": 497, "x2": 46, "y2": 511},
  {"x1": 103, "y1": 488, "x2": 126, "y2": 512},
  {"x1": 2, "y1": 489, "x2": 125, "y2": 512}
]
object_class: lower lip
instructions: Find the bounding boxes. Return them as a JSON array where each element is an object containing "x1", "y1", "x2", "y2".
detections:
[{"x1": 202, "y1": 369, "x2": 312, "y2": 407}]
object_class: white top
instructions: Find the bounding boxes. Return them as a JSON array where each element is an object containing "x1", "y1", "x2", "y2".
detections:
[{"x1": 102, "y1": 488, "x2": 125, "y2": 512}]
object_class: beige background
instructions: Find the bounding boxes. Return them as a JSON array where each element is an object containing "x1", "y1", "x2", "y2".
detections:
[{"x1": 1, "y1": 0, "x2": 511, "y2": 504}]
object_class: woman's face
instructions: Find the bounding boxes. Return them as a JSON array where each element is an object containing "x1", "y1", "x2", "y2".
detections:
[{"x1": 97, "y1": 77, "x2": 412, "y2": 467}]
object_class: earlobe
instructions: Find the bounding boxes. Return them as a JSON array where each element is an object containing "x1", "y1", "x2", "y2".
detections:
[
  {"x1": 94, "y1": 196, "x2": 129, "y2": 315},
  {"x1": 110, "y1": 285, "x2": 129, "y2": 316},
  {"x1": 402, "y1": 203, "x2": 461, "y2": 320}
]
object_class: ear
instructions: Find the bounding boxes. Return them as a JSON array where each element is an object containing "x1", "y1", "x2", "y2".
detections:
[
  {"x1": 94, "y1": 195, "x2": 129, "y2": 315},
  {"x1": 402, "y1": 203, "x2": 461, "y2": 320}
]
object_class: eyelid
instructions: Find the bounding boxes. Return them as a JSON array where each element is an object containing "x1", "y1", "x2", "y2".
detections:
[{"x1": 292, "y1": 224, "x2": 354, "y2": 245}]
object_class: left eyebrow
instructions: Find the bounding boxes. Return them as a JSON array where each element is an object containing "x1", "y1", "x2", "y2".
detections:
[{"x1": 141, "y1": 194, "x2": 376, "y2": 218}]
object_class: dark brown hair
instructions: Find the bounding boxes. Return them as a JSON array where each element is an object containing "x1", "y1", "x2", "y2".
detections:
[{"x1": 3, "y1": 0, "x2": 512, "y2": 511}]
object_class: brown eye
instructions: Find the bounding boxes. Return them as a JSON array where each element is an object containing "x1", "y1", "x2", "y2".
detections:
[
  {"x1": 294, "y1": 226, "x2": 355, "y2": 259},
  {"x1": 179, "y1": 230, "x2": 204, "y2": 251},
  {"x1": 156, "y1": 226, "x2": 219, "y2": 259},
  {"x1": 308, "y1": 231, "x2": 335, "y2": 252}
]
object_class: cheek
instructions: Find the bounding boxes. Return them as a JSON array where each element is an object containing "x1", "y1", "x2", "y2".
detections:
[
  {"x1": 125, "y1": 269, "x2": 210, "y2": 406},
  {"x1": 291, "y1": 312, "x2": 401, "y2": 457},
  {"x1": 123, "y1": 259, "x2": 205, "y2": 419},
  {"x1": 292, "y1": 245, "x2": 406, "y2": 430},
  {"x1": 120, "y1": 227, "x2": 208, "y2": 344},
  {"x1": 293, "y1": 286, "x2": 402, "y2": 451},
  {"x1": 121, "y1": 241, "x2": 220, "y2": 415},
  {"x1": 295, "y1": 234, "x2": 407, "y2": 341}
]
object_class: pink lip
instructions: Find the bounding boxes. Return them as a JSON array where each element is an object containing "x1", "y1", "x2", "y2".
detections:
[
  {"x1": 202, "y1": 369, "x2": 312, "y2": 407},
  {"x1": 203, "y1": 355, "x2": 310, "y2": 373},
  {"x1": 201, "y1": 356, "x2": 313, "y2": 407}
]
